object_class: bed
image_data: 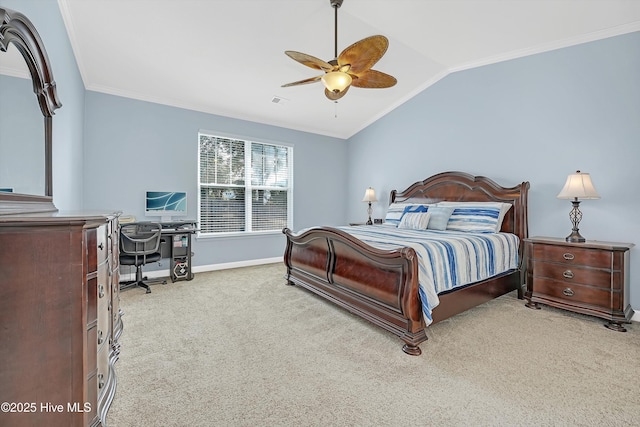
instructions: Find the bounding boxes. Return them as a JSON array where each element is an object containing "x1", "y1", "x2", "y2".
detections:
[{"x1": 282, "y1": 171, "x2": 530, "y2": 355}]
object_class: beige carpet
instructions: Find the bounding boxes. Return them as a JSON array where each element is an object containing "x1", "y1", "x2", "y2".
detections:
[{"x1": 107, "y1": 263, "x2": 640, "y2": 427}]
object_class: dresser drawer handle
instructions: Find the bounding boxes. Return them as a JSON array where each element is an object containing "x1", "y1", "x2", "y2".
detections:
[
  {"x1": 98, "y1": 330, "x2": 104, "y2": 345},
  {"x1": 98, "y1": 374, "x2": 104, "y2": 389},
  {"x1": 562, "y1": 287, "x2": 575, "y2": 297},
  {"x1": 563, "y1": 253, "x2": 575, "y2": 260},
  {"x1": 562, "y1": 270, "x2": 574, "y2": 279},
  {"x1": 99, "y1": 285, "x2": 105, "y2": 298},
  {"x1": 98, "y1": 243, "x2": 104, "y2": 250}
]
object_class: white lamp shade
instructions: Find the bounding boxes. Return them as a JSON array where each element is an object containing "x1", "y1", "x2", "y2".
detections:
[
  {"x1": 557, "y1": 171, "x2": 601, "y2": 200},
  {"x1": 362, "y1": 187, "x2": 378, "y2": 203},
  {"x1": 321, "y1": 71, "x2": 352, "y2": 93}
]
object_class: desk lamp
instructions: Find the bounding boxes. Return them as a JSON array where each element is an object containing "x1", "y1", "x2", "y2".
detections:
[
  {"x1": 362, "y1": 187, "x2": 377, "y2": 225},
  {"x1": 557, "y1": 170, "x2": 600, "y2": 243}
]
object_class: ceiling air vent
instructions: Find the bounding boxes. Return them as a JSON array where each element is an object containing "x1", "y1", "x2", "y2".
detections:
[{"x1": 271, "y1": 96, "x2": 289, "y2": 105}]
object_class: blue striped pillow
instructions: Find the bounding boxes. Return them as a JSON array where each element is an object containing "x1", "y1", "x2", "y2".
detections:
[
  {"x1": 384, "y1": 203, "x2": 430, "y2": 226},
  {"x1": 438, "y1": 202, "x2": 511, "y2": 233}
]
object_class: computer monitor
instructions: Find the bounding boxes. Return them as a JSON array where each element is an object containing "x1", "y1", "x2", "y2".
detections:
[{"x1": 145, "y1": 191, "x2": 187, "y2": 222}]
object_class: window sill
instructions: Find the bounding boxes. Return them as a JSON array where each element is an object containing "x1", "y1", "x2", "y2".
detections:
[{"x1": 196, "y1": 230, "x2": 285, "y2": 240}]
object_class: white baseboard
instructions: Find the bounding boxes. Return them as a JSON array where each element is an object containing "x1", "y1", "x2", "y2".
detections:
[{"x1": 120, "y1": 257, "x2": 282, "y2": 281}]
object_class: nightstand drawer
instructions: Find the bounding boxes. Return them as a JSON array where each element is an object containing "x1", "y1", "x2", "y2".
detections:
[
  {"x1": 532, "y1": 278, "x2": 621, "y2": 311},
  {"x1": 532, "y1": 244, "x2": 611, "y2": 269},
  {"x1": 531, "y1": 260, "x2": 613, "y2": 289}
]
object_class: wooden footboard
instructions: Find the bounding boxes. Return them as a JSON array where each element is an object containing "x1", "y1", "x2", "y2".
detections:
[{"x1": 283, "y1": 226, "x2": 428, "y2": 355}]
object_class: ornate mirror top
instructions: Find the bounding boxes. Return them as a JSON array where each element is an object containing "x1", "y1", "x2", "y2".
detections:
[{"x1": 0, "y1": 7, "x2": 62, "y2": 214}]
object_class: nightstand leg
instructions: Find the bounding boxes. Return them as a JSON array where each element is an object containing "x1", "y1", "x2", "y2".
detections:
[
  {"x1": 604, "y1": 322, "x2": 627, "y2": 332},
  {"x1": 524, "y1": 300, "x2": 540, "y2": 310}
]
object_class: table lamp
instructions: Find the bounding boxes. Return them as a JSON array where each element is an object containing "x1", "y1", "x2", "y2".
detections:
[
  {"x1": 362, "y1": 187, "x2": 377, "y2": 225},
  {"x1": 556, "y1": 170, "x2": 600, "y2": 243}
]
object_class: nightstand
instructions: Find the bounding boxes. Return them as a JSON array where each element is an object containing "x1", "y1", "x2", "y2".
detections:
[{"x1": 524, "y1": 237, "x2": 634, "y2": 331}]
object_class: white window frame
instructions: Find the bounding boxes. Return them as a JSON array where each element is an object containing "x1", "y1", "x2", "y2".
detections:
[{"x1": 197, "y1": 131, "x2": 293, "y2": 237}]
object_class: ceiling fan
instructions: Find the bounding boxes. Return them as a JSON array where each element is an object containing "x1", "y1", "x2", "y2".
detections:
[{"x1": 281, "y1": 0, "x2": 397, "y2": 101}]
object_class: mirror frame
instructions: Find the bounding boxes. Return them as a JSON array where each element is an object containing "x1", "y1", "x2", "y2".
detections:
[{"x1": 0, "y1": 7, "x2": 62, "y2": 214}]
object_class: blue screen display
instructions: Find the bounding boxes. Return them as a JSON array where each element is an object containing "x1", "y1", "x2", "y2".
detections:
[{"x1": 145, "y1": 191, "x2": 187, "y2": 213}]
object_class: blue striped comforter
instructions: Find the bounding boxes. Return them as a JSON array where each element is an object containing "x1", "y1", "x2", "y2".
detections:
[{"x1": 337, "y1": 225, "x2": 519, "y2": 325}]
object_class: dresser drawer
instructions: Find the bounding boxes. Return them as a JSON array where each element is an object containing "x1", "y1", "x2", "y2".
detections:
[
  {"x1": 531, "y1": 260, "x2": 613, "y2": 289},
  {"x1": 532, "y1": 244, "x2": 611, "y2": 269},
  {"x1": 87, "y1": 276, "x2": 98, "y2": 324},
  {"x1": 97, "y1": 340, "x2": 110, "y2": 396},
  {"x1": 532, "y1": 278, "x2": 621, "y2": 311},
  {"x1": 87, "y1": 326, "x2": 98, "y2": 373},
  {"x1": 97, "y1": 224, "x2": 109, "y2": 263}
]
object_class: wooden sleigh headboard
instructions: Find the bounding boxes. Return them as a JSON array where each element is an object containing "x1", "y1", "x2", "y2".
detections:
[{"x1": 390, "y1": 171, "x2": 530, "y2": 245}]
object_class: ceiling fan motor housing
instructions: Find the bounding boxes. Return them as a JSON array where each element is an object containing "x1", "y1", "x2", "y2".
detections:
[{"x1": 330, "y1": 0, "x2": 343, "y2": 8}]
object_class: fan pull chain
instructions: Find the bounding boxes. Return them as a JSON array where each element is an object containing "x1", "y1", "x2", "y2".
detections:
[{"x1": 334, "y1": 101, "x2": 339, "y2": 118}]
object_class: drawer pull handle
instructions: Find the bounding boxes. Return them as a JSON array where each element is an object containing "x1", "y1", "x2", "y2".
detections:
[
  {"x1": 563, "y1": 253, "x2": 575, "y2": 260},
  {"x1": 98, "y1": 374, "x2": 104, "y2": 389},
  {"x1": 562, "y1": 288, "x2": 574, "y2": 297},
  {"x1": 99, "y1": 285, "x2": 105, "y2": 298},
  {"x1": 98, "y1": 243, "x2": 104, "y2": 250},
  {"x1": 98, "y1": 330, "x2": 104, "y2": 345},
  {"x1": 562, "y1": 270, "x2": 574, "y2": 279}
]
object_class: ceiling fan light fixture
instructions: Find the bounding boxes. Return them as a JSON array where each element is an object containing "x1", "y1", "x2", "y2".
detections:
[{"x1": 321, "y1": 71, "x2": 352, "y2": 93}]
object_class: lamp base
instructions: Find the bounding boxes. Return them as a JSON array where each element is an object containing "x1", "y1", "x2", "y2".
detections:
[
  {"x1": 565, "y1": 230, "x2": 586, "y2": 243},
  {"x1": 565, "y1": 199, "x2": 586, "y2": 243}
]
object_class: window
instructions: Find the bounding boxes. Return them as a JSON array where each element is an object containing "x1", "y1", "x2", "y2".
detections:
[{"x1": 198, "y1": 133, "x2": 293, "y2": 235}]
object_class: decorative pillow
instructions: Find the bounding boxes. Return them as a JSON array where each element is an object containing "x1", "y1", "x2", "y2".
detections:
[
  {"x1": 384, "y1": 203, "x2": 430, "y2": 226},
  {"x1": 437, "y1": 201, "x2": 512, "y2": 233},
  {"x1": 403, "y1": 204, "x2": 428, "y2": 214},
  {"x1": 398, "y1": 212, "x2": 431, "y2": 230},
  {"x1": 426, "y1": 206, "x2": 455, "y2": 231}
]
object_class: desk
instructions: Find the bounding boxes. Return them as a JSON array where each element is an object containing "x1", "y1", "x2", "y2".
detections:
[{"x1": 159, "y1": 220, "x2": 198, "y2": 282}]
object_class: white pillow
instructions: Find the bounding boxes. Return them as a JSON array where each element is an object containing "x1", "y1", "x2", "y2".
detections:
[{"x1": 398, "y1": 212, "x2": 431, "y2": 230}]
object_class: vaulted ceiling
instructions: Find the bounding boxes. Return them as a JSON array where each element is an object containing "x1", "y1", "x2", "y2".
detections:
[{"x1": 30, "y1": 1, "x2": 640, "y2": 138}]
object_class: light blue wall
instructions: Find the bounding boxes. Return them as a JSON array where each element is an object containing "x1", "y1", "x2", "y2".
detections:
[
  {"x1": 347, "y1": 31, "x2": 640, "y2": 309},
  {"x1": 1, "y1": 0, "x2": 87, "y2": 210},
  {"x1": 2, "y1": 0, "x2": 347, "y2": 267},
  {"x1": 82, "y1": 92, "x2": 348, "y2": 266}
]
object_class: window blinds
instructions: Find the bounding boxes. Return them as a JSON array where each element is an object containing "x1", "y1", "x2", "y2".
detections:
[{"x1": 198, "y1": 133, "x2": 292, "y2": 234}]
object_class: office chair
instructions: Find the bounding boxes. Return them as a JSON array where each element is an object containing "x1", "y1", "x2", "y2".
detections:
[{"x1": 119, "y1": 222, "x2": 166, "y2": 293}]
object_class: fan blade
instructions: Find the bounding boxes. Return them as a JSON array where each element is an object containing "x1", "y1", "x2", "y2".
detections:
[
  {"x1": 281, "y1": 75, "x2": 322, "y2": 88},
  {"x1": 285, "y1": 51, "x2": 334, "y2": 72},
  {"x1": 324, "y1": 85, "x2": 350, "y2": 101},
  {"x1": 350, "y1": 69, "x2": 397, "y2": 89},
  {"x1": 337, "y1": 35, "x2": 388, "y2": 75}
]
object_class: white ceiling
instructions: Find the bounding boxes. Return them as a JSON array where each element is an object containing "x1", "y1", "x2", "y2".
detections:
[{"x1": 11, "y1": 1, "x2": 640, "y2": 139}]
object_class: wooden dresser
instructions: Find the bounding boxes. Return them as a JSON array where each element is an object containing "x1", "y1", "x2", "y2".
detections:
[
  {"x1": 0, "y1": 212, "x2": 122, "y2": 426},
  {"x1": 524, "y1": 236, "x2": 634, "y2": 331}
]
